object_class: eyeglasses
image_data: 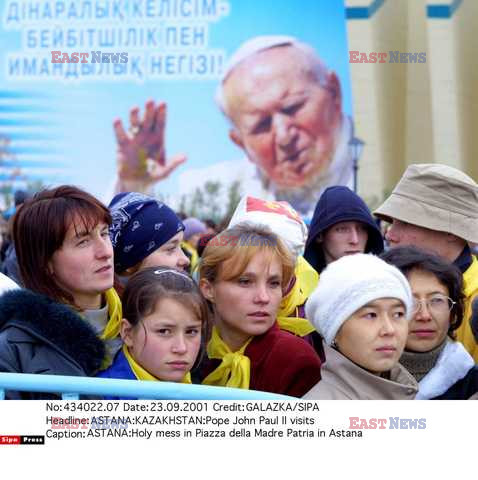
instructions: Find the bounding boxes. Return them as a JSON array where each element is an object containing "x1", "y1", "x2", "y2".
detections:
[{"x1": 411, "y1": 295, "x2": 456, "y2": 315}]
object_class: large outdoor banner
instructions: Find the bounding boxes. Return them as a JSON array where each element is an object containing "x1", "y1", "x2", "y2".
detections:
[{"x1": 0, "y1": 0, "x2": 354, "y2": 219}]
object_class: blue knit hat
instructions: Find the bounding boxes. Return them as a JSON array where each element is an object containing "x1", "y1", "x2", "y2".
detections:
[{"x1": 109, "y1": 192, "x2": 184, "y2": 273}]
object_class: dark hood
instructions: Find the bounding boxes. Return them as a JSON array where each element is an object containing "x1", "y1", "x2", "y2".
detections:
[{"x1": 304, "y1": 186, "x2": 384, "y2": 273}]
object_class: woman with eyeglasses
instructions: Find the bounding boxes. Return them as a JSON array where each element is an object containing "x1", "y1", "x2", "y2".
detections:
[{"x1": 382, "y1": 246, "x2": 478, "y2": 399}]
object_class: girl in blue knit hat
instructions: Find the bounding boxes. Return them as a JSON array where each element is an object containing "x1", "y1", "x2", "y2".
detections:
[{"x1": 109, "y1": 192, "x2": 190, "y2": 280}]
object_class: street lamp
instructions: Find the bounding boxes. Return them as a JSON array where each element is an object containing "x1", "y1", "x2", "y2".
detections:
[{"x1": 349, "y1": 136, "x2": 364, "y2": 193}]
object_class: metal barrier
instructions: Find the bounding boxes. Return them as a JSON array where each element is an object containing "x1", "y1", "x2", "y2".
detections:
[{"x1": 0, "y1": 373, "x2": 294, "y2": 400}]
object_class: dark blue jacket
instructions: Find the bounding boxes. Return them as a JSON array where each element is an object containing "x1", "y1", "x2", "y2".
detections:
[
  {"x1": 433, "y1": 365, "x2": 478, "y2": 400},
  {"x1": 304, "y1": 186, "x2": 384, "y2": 273},
  {"x1": 97, "y1": 348, "x2": 138, "y2": 400}
]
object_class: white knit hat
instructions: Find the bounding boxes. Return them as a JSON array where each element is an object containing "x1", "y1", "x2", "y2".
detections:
[
  {"x1": 305, "y1": 254, "x2": 413, "y2": 345},
  {"x1": 228, "y1": 195, "x2": 307, "y2": 259}
]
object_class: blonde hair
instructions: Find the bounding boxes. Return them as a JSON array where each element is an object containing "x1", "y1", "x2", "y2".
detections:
[{"x1": 199, "y1": 222, "x2": 295, "y2": 289}]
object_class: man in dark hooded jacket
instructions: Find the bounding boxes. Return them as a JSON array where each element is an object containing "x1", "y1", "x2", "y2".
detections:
[{"x1": 304, "y1": 186, "x2": 384, "y2": 274}]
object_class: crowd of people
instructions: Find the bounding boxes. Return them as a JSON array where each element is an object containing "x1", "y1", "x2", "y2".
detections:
[
  {"x1": 0, "y1": 161, "x2": 477, "y2": 400},
  {"x1": 0, "y1": 36, "x2": 477, "y2": 400}
]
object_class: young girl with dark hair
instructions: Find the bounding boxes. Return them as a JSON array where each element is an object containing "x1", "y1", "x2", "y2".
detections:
[{"x1": 99, "y1": 267, "x2": 210, "y2": 395}]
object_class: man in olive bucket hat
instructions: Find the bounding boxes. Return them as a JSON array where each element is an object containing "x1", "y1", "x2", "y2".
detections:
[{"x1": 375, "y1": 163, "x2": 478, "y2": 361}]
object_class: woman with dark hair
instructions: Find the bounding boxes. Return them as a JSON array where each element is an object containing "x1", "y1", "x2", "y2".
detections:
[
  {"x1": 381, "y1": 246, "x2": 478, "y2": 399},
  {"x1": 0, "y1": 185, "x2": 121, "y2": 398}
]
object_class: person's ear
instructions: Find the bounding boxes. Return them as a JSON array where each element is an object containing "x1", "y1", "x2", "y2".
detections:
[
  {"x1": 315, "y1": 233, "x2": 323, "y2": 244},
  {"x1": 325, "y1": 71, "x2": 342, "y2": 108},
  {"x1": 445, "y1": 232, "x2": 462, "y2": 245},
  {"x1": 199, "y1": 278, "x2": 215, "y2": 304},
  {"x1": 229, "y1": 129, "x2": 245, "y2": 150},
  {"x1": 120, "y1": 318, "x2": 135, "y2": 347}
]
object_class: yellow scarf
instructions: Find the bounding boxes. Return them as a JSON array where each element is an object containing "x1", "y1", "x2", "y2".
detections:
[
  {"x1": 100, "y1": 288, "x2": 123, "y2": 340},
  {"x1": 458, "y1": 255, "x2": 478, "y2": 361},
  {"x1": 202, "y1": 327, "x2": 252, "y2": 389},
  {"x1": 277, "y1": 256, "x2": 318, "y2": 337},
  {"x1": 122, "y1": 345, "x2": 192, "y2": 383},
  {"x1": 181, "y1": 241, "x2": 199, "y2": 274}
]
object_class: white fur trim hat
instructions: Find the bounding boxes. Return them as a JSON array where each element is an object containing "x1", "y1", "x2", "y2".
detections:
[{"x1": 305, "y1": 254, "x2": 413, "y2": 345}]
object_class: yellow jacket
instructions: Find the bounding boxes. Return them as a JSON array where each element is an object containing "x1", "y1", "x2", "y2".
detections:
[{"x1": 456, "y1": 255, "x2": 478, "y2": 362}]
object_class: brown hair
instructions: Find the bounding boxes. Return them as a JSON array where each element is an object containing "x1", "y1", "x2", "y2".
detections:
[
  {"x1": 13, "y1": 185, "x2": 111, "y2": 306},
  {"x1": 122, "y1": 267, "x2": 211, "y2": 356},
  {"x1": 199, "y1": 222, "x2": 295, "y2": 289}
]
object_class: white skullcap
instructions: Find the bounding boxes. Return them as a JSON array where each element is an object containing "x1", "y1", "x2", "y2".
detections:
[
  {"x1": 216, "y1": 35, "x2": 329, "y2": 112},
  {"x1": 228, "y1": 196, "x2": 307, "y2": 260},
  {"x1": 305, "y1": 254, "x2": 413, "y2": 345},
  {"x1": 220, "y1": 35, "x2": 297, "y2": 83}
]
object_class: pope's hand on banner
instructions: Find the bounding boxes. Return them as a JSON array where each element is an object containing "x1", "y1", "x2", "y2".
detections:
[{"x1": 113, "y1": 100, "x2": 186, "y2": 189}]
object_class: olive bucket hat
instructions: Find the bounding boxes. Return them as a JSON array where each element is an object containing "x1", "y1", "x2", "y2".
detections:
[{"x1": 374, "y1": 163, "x2": 478, "y2": 244}]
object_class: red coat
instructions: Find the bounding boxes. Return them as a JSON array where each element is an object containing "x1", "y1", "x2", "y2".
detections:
[{"x1": 198, "y1": 323, "x2": 322, "y2": 397}]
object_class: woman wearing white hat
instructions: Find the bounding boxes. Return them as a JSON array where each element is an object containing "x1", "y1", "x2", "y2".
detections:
[
  {"x1": 227, "y1": 195, "x2": 324, "y2": 361},
  {"x1": 303, "y1": 254, "x2": 418, "y2": 399}
]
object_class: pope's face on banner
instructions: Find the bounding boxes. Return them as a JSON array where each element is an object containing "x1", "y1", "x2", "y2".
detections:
[{"x1": 223, "y1": 46, "x2": 342, "y2": 189}]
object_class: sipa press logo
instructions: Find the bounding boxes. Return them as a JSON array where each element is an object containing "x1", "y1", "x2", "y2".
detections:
[{"x1": 0, "y1": 435, "x2": 45, "y2": 445}]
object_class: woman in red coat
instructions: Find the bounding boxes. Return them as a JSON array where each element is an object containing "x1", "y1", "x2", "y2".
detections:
[{"x1": 197, "y1": 222, "x2": 322, "y2": 397}]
